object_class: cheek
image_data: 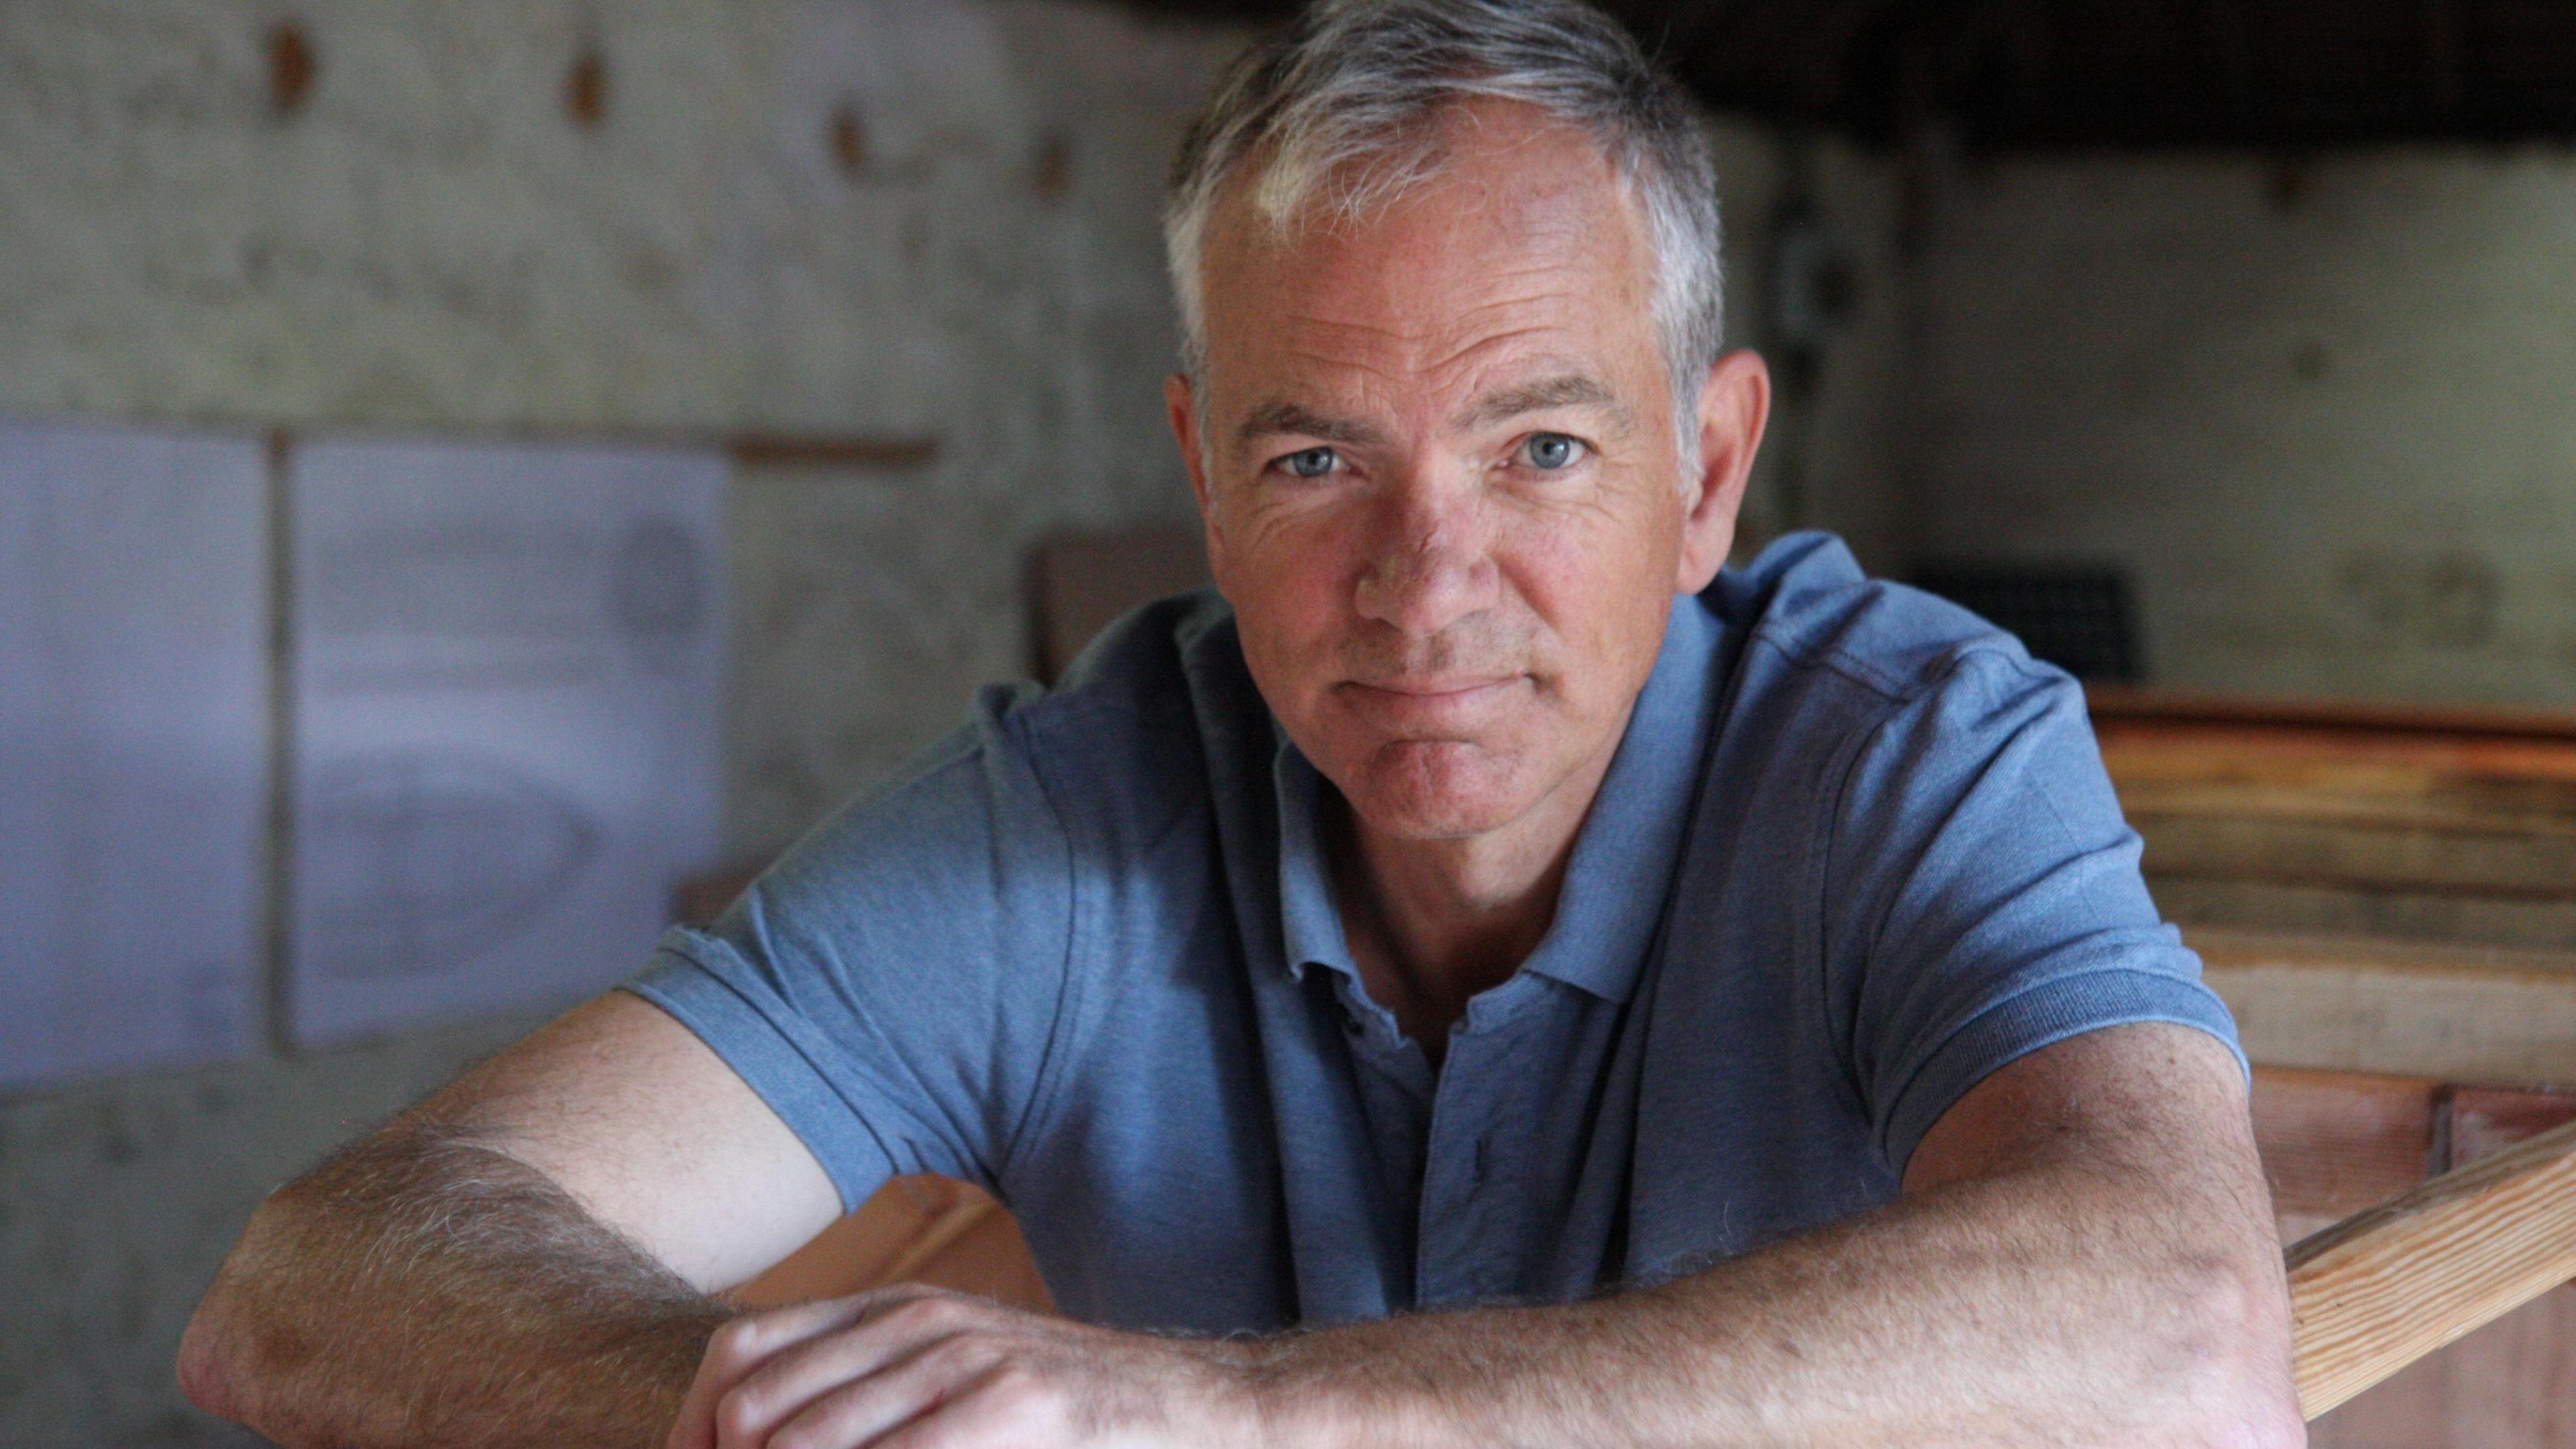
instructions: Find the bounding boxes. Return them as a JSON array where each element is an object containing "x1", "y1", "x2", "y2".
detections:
[
  {"x1": 1497, "y1": 513, "x2": 1681, "y2": 727},
  {"x1": 1221, "y1": 510, "x2": 1357, "y2": 674}
]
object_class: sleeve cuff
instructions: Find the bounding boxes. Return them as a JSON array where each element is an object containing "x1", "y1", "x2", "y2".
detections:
[
  {"x1": 1877, "y1": 967, "x2": 2249, "y2": 1181},
  {"x1": 622, "y1": 927, "x2": 937, "y2": 1214}
]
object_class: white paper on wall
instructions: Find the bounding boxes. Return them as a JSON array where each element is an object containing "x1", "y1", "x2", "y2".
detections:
[
  {"x1": 0, "y1": 421, "x2": 268, "y2": 1091},
  {"x1": 287, "y1": 437, "x2": 726, "y2": 1047}
]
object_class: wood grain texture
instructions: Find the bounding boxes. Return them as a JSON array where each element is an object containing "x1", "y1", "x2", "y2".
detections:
[
  {"x1": 2191, "y1": 928, "x2": 2576, "y2": 1087},
  {"x1": 2286, "y1": 1116, "x2": 2576, "y2": 1419},
  {"x1": 2094, "y1": 694, "x2": 2576, "y2": 960},
  {"x1": 2249, "y1": 1067, "x2": 2440, "y2": 1242}
]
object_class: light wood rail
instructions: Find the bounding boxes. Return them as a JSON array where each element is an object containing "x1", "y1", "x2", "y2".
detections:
[{"x1": 2287, "y1": 1116, "x2": 2576, "y2": 1419}]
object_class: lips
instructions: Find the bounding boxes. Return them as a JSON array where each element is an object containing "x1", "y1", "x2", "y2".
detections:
[
  {"x1": 1355, "y1": 676, "x2": 1515, "y2": 697},
  {"x1": 1336, "y1": 674, "x2": 1525, "y2": 731}
]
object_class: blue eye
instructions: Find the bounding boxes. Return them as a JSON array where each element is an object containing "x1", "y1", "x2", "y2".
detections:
[
  {"x1": 1281, "y1": 447, "x2": 1340, "y2": 479},
  {"x1": 1523, "y1": 433, "x2": 1582, "y2": 470}
]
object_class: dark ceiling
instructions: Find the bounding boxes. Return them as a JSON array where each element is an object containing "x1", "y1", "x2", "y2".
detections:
[{"x1": 1133, "y1": 1, "x2": 2576, "y2": 149}]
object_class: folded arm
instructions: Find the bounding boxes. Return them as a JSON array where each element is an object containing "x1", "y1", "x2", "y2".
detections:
[
  {"x1": 176, "y1": 990, "x2": 843, "y2": 1448},
  {"x1": 672, "y1": 1020, "x2": 2302, "y2": 1449},
  {"x1": 1245, "y1": 1019, "x2": 2302, "y2": 1448}
]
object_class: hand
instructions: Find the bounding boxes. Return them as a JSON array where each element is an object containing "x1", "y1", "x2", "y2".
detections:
[{"x1": 667, "y1": 1284, "x2": 1269, "y2": 1449}]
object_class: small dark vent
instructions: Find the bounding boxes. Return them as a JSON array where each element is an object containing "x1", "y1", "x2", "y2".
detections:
[{"x1": 1913, "y1": 564, "x2": 2141, "y2": 684}]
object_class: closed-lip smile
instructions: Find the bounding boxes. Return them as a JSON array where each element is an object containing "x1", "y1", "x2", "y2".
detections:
[{"x1": 1344, "y1": 675, "x2": 1517, "y2": 698}]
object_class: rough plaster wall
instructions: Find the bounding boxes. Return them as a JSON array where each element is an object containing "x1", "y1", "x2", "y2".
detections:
[
  {"x1": 1916, "y1": 147, "x2": 2576, "y2": 704},
  {"x1": 1721, "y1": 131, "x2": 1909, "y2": 574},
  {"x1": 0, "y1": 3, "x2": 1244, "y2": 1444}
]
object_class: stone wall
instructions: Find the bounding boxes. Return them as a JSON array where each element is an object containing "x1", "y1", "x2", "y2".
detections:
[{"x1": 0, "y1": 3, "x2": 1244, "y2": 1442}]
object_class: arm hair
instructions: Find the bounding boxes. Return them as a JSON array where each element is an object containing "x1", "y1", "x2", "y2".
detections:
[
  {"x1": 1238, "y1": 1024, "x2": 2304, "y2": 1449},
  {"x1": 180, "y1": 1116, "x2": 731, "y2": 1448}
]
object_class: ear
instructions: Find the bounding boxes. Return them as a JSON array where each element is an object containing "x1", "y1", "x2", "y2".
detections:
[
  {"x1": 1166, "y1": 372, "x2": 1228, "y2": 586},
  {"x1": 1673, "y1": 349, "x2": 1772, "y2": 594}
]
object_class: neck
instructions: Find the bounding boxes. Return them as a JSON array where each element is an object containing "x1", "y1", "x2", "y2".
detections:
[{"x1": 1323, "y1": 731, "x2": 1623, "y2": 1044}]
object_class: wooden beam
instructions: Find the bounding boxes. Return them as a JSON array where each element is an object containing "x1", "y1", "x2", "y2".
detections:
[
  {"x1": 2090, "y1": 685, "x2": 2576, "y2": 745},
  {"x1": 2287, "y1": 1116, "x2": 2576, "y2": 1418},
  {"x1": 2194, "y1": 929, "x2": 2576, "y2": 1088},
  {"x1": 727, "y1": 433, "x2": 940, "y2": 471}
]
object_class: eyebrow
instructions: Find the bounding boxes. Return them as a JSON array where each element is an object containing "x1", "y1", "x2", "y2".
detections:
[
  {"x1": 1450, "y1": 373, "x2": 1631, "y2": 433},
  {"x1": 1234, "y1": 401, "x2": 1389, "y2": 452},
  {"x1": 1230, "y1": 372, "x2": 1633, "y2": 455}
]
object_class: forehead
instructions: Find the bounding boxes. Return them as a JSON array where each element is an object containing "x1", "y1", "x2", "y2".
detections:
[{"x1": 1197, "y1": 100, "x2": 1659, "y2": 411}]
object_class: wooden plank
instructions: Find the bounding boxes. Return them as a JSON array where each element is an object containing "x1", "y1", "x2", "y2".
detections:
[
  {"x1": 2191, "y1": 930, "x2": 2576, "y2": 1088},
  {"x1": 2249, "y1": 1067, "x2": 2440, "y2": 1243},
  {"x1": 2159, "y1": 877, "x2": 2576, "y2": 954},
  {"x1": 2453, "y1": 1087, "x2": 2576, "y2": 1170},
  {"x1": 2135, "y1": 814, "x2": 2576, "y2": 900},
  {"x1": 728, "y1": 1175, "x2": 1051, "y2": 1314},
  {"x1": 727, "y1": 435, "x2": 940, "y2": 471},
  {"x1": 2088, "y1": 686, "x2": 2576, "y2": 745},
  {"x1": 2287, "y1": 1117, "x2": 2576, "y2": 1419}
]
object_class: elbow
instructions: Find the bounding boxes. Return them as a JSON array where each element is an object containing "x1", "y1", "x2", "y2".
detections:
[
  {"x1": 2161, "y1": 1253, "x2": 2307, "y2": 1449},
  {"x1": 176, "y1": 1280, "x2": 253, "y2": 1425},
  {"x1": 175, "y1": 1197, "x2": 305, "y2": 1432}
]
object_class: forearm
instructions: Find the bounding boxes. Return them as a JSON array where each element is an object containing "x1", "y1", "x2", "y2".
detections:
[
  {"x1": 1244, "y1": 1154, "x2": 2295, "y2": 1449},
  {"x1": 179, "y1": 1120, "x2": 731, "y2": 1449}
]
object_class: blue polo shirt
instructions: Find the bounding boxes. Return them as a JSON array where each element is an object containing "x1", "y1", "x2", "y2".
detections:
[{"x1": 625, "y1": 531, "x2": 2241, "y2": 1332}]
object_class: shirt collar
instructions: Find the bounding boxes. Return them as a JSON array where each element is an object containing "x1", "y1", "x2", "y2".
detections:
[{"x1": 1271, "y1": 594, "x2": 1723, "y2": 1005}]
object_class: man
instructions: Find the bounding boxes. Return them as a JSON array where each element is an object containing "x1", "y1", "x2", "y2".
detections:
[{"x1": 180, "y1": 1, "x2": 2306, "y2": 1445}]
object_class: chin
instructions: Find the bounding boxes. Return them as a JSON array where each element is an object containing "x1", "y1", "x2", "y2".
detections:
[{"x1": 1340, "y1": 739, "x2": 1537, "y2": 841}]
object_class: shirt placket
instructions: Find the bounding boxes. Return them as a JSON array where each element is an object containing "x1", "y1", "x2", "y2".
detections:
[{"x1": 1413, "y1": 992, "x2": 1532, "y2": 1307}]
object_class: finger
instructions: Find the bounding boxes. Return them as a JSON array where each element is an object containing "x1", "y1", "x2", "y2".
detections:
[
  {"x1": 716, "y1": 1293, "x2": 987, "y2": 1448},
  {"x1": 758, "y1": 1336, "x2": 999, "y2": 1449},
  {"x1": 861, "y1": 1364, "x2": 1039, "y2": 1449},
  {"x1": 674, "y1": 1289, "x2": 925, "y2": 1449}
]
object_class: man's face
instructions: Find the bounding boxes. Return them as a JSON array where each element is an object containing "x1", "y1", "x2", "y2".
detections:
[{"x1": 1170, "y1": 99, "x2": 1758, "y2": 845}]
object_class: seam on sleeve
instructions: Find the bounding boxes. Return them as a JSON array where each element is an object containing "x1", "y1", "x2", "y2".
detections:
[
  {"x1": 1811, "y1": 680, "x2": 1906, "y2": 1105},
  {"x1": 995, "y1": 710, "x2": 1086, "y2": 1185}
]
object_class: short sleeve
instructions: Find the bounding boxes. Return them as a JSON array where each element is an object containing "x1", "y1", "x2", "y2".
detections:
[
  {"x1": 1821, "y1": 651, "x2": 2245, "y2": 1179},
  {"x1": 623, "y1": 683, "x2": 1076, "y2": 1214}
]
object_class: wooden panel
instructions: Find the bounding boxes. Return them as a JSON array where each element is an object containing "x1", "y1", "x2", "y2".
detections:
[
  {"x1": 2192, "y1": 929, "x2": 2576, "y2": 1088},
  {"x1": 1028, "y1": 525, "x2": 1209, "y2": 684},
  {"x1": 2455, "y1": 1087, "x2": 2576, "y2": 1168},
  {"x1": 2249, "y1": 1067, "x2": 2440, "y2": 1242},
  {"x1": 729, "y1": 1175, "x2": 1050, "y2": 1314}
]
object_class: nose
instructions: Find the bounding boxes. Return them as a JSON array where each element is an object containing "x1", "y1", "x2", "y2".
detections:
[{"x1": 1350, "y1": 466, "x2": 1498, "y2": 639}]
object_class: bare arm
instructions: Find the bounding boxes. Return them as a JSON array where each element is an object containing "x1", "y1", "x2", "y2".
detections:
[
  {"x1": 1247, "y1": 1020, "x2": 2303, "y2": 1448},
  {"x1": 177, "y1": 991, "x2": 845, "y2": 1448},
  {"x1": 669, "y1": 1021, "x2": 2301, "y2": 1448}
]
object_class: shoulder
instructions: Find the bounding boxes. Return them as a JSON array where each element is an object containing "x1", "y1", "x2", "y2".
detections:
[
  {"x1": 974, "y1": 586, "x2": 1244, "y2": 852},
  {"x1": 1707, "y1": 532, "x2": 2082, "y2": 751}
]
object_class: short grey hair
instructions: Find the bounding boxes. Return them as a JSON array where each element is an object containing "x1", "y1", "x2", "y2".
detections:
[{"x1": 1163, "y1": 0, "x2": 1725, "y2": 444}]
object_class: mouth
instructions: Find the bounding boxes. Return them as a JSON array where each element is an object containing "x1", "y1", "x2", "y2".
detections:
[
  {"x1": 1347, "y1": 675, "x2": 1519, "y2": 700},
  {"x1": 1335, "y1": 674, "x2": 1525, "y2": 729}
]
